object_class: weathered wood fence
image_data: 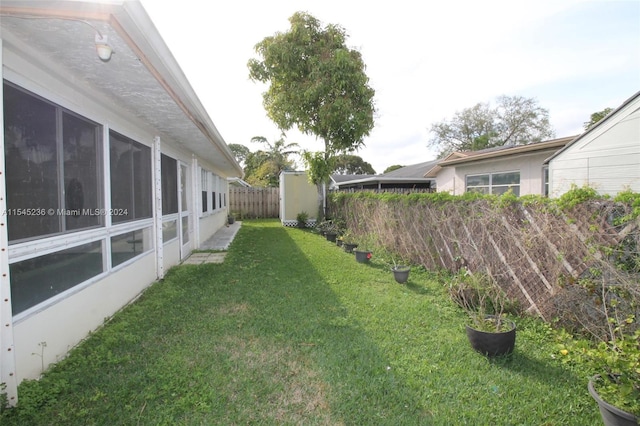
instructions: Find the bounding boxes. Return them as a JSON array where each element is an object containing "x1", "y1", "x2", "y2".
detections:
[{"x1": 229, "y1": 187, "x2": 279, "y2": 219}]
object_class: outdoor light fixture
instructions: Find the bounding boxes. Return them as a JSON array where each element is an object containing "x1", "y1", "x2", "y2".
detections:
[
  {"x1": 95, "y1": 33, "x2": 112, "y2": 62},
  {"x1": 2, "y1": 14, "x2": 114, "y2": 62}
]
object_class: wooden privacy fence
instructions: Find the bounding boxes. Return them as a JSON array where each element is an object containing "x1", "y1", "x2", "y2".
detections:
[{"x1": 229, "y1": 187, "x2": 279, "y2": 219}]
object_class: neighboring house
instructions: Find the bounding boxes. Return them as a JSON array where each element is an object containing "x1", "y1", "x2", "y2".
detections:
[
  {"x1": 330, "y1": 160, "x2": 438, "y2": 192},
  {"x1": 279, "y1": 171, "x2": 319, "y2": 226},
  {"x1": 0, "y1": 0, "x2": 243, "y2": 404},
  {"x1": 546, "y1": 91, "x2": 640, "y2": 197},
  {"x1": 425, "y1": 136, "x2": 576, "y2": 196}
]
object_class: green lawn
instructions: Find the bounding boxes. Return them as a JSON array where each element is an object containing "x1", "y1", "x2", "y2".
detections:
[{"x1": 1, "y1": 220, "x2": 600, "y2": 425}]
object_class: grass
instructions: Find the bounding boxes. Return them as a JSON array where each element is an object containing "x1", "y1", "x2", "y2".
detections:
[{"x1": 1, "y1": 219, "x2": 601, "y2": 425}]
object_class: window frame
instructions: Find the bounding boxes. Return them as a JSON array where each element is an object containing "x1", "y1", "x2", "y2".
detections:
[
  {"x1": 109, "y1": 130, "x2": 152, "y2": 223},
  {"x1": 466, "y1": 170, "x2": 521, "y2": 196},
  {"x1": 4, "y1": 81, "x2": 104, "y2": 243},
  {"x1": 4, "y1": 80, "x2": 155, "y2": 319}
]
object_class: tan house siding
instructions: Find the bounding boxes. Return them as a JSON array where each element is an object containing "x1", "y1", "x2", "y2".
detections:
[
  {"x1": 438, "y1": 150, "x2": 556, "y2": 196},
  {"x1": 280, "y1": 172, "x2": 319, "y2": 226}
]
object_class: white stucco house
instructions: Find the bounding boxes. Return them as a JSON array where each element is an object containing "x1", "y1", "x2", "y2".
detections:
[
  {"x1": 546, "y1": 91, "x2": 640, "y2": 197},
  {"x1": 425, "y1": 136, "x2": 576, "y2": 196},
  {"x1": 0, "y1": 0, "x2": 242, "y2": 404}
]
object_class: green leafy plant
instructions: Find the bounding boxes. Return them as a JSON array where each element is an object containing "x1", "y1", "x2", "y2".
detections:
[
  {"x1": 557, "y1": 276, "x2": 640, "y2": 416},
  {"x1": 448, "y1": 268, "x2": 520, "y2": 332},
  {"x1": 296, "y1": 211, "x2": 309, "y2": 228},
  {"x1": 588, "y1": 326, "x2": 640, "y2": 416}
]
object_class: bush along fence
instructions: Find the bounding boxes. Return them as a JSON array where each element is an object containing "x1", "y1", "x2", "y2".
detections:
[
  {"x1": 229, "y1": 187, "x2": 279, "y2": 219},
  {"x1": 328, "y1": 188, "x2": 640, "y2": 340}
]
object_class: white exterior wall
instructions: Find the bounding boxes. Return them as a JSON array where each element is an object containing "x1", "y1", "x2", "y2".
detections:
[
  {"x1": 1, "y1": 31, "x2": 230, "y2": 386},
  {"x1": 550, "y1": 103, "x2": 640, "y2": 197},
  {"x1": 434, "y1": 166, "x2": 457, "y2": 194},
  {"x1": 13, "y1": 253, "x2": 156, "y2": 382},
  {"x1": 443, "y1": 151, "x2": 553, "y2": 196}
]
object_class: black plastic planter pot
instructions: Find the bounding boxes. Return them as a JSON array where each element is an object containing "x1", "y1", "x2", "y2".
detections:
[
  {"x1": 325, "y1": 232, "x2": 337, "y2": 242},
  {"x1": 391, "y1": 266, "x2": 410, "y2": 284},
  {"x1": 354, "y1": 250, "x2": 372, "y2": 263},
  {"x1": 465, "y1": 317, "x2": 516, "y2": 357},
  {"x1": 588, "y1": 375, "x2": 639, "y2": 426},
  {"x1": 343, "y1": 243, "x2": 358, "y2": 253},
  {"x1": 336, "y1": 239, "x2": 343, "y2": 247}
]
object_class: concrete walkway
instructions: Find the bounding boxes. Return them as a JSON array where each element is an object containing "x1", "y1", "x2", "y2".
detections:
[{"x1": 182, "y1": 221, "x2": 242, "y2": 265}]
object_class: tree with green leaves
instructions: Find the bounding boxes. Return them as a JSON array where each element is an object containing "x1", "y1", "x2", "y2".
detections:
[
  {"x1": 428, "y1": 95, "x2": 554, "y2": 158},
  {"x1": 243, "y1": 136, "x2": 299, "y2": 187},
  {"x1": 333, "y1": 154, "x2": 376, "y2": 175},
  {"x1": 584, "y1": 107, "x2": 613, "y2": 130},
  {"x1": 383, "y1": 164, "x2": 404, "y2": 174},
  {"x1": 248, "y1": 12, "x2": 376, "y2": 217},
  {"x1": 228, "y1": 143, "x2": 251, "y2": 167}
]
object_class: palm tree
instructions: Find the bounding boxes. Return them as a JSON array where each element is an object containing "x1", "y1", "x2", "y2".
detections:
[{"x1": 244, "y1": 136, "x2": 300, "y2": 187}]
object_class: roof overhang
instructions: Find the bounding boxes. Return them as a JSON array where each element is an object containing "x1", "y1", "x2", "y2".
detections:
[
  {"x1": 0, "y1": 0, "x2": 243, "y2": 177},
  {"x1": 423, "y1": 136, "x2": 577, "y2": 178},
  {"x1": 335, "y1": 176, "x2": 434, "y2": 186},
  {"x1": 544, "y1": 91, "x2": 640, "y2": 164},
  {"x1": 436, "y1": 136, "x2": 577, "y2": 168}
]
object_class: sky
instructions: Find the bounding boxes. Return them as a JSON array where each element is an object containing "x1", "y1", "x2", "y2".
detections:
[{"x1": 140, "y1": 0, "x2": 640, "y2": 174}]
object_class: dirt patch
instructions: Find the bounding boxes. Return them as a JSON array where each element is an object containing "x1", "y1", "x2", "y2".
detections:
[{"x1": 215, "y1": 335, "x2": 339, "y2": 424}]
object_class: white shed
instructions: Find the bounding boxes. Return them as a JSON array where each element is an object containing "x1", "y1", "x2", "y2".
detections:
[
  {"x1": 279, "y1": 171, "x2": 319, "y2": 227},
  {"x1": 547, "y1": 91, "x2": 640, "y2": 197}
]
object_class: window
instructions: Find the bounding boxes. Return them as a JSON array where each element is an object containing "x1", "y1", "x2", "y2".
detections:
[
  {"x1": 110, "y1": 131, "x2": 152, "y2": 223},
  {"x1": 542, "y1": 166, "x2": 549, "y2": 197},
  {"x1": 161, "y1": 154, "x2": 178, "y2": 215},
  {"x1": 201, "y1": 169, "x2": 208, "y2": 213},
  {"x1": 3, "y1": 82, "x2": 103, "y2": 241},
  {"x1": 10, "y1": 240, "x2": 103, "y2": 315},
  {"x1": 466, "y1": 171, "x2": 520, "y2": 196},
  {"x1": 212, "y1": 174, "x2": 217, "y2": 211},
  {"x1": 162, "y1": 220, "x2": 178, "y2": 242},
  {"x1": 111, "y1": 227, "x2": 153, "y2": 267}
]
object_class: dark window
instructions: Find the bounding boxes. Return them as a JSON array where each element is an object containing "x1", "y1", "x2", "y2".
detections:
[
  {"x1": 110, "y1": 131, "x2": 152, "y2": 223},
  {"x1": 10, "y1": 240, "x2": 103, "y2": 315},
  {"x1": 161, "y1": 154, "x2": 178, "y2": 215},
  {"x1": 212, "y1": 192, "x2": 216, "y2": 210},
  {"x1": 202, "y1": 191, "x2": 208, "y2": 213},
  {"x1": 111, "y1": 228, "x2": 152, "y2": 267},
  {"x1": 201, "y1": 169, "x2": 208, "y2": 213},
  {"x1": 63, "y1": 112, "x2": 101, "y2": 231},
  {"x1": 3, "y1": 82, "x2": 102, "y2": 241}
]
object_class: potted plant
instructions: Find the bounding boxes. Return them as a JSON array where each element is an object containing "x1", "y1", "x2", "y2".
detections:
[
  {"x1": 341, "y1": 231, "x2": 358, "y2": 253},
  {"x1": 587, "y1": 320, "x2": 640, "y2": 425},
  {"x1": 449, "y1": 269, "x2": 518, "y2": 357},
  {"x1": 354, "y1": 249, "x2": 372, "y2": 264},
  {"x1": 315, "y1": 219, "x2": 333, "y2": 236},
  {"x1": 296, "y1": 211, "x2": 309, "y2": 229},
  {"x1": 391, "y1": 258, "x2": 410, "y2": 284}
]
